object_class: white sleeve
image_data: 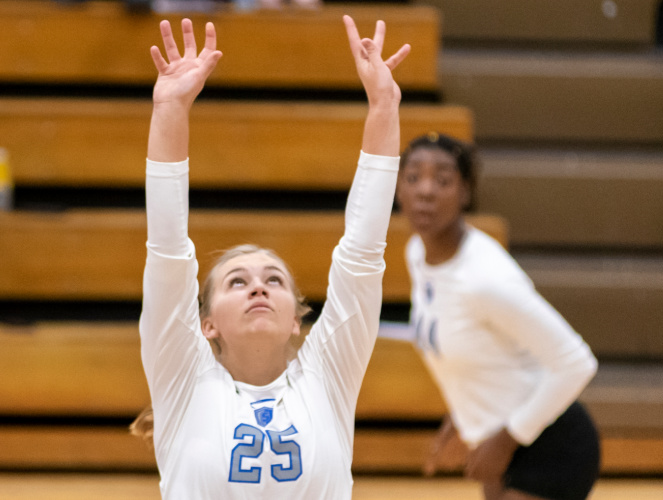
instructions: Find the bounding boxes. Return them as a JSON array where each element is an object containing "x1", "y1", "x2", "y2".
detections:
[
  {"x1": 145, "y1": 159, "x2": 191, "y2": 257},
  {"x1": 299, "y1": 150, "x2": 398, "y2": 448},
  {"x1": 340, "y1": 151, "x2": 399, "y2": 266},
  {"x1": 140, "y1": 158, "x2": 215, "y2": 458},
  {"x1": 472, "y1": 277, "x2": 598, "y2": 445}
]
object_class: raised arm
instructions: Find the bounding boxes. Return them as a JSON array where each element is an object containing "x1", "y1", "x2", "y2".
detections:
[
  {"x1": 140, "y1": 20, "x2": 222, "y2": 453},
  {"x1": 335, "y1": 16, "x2": 410, "y2": 258},
  {"x1": 343, "y1": 15, "x2": 410, "y2": 156},
  {"x1": 299, "y1": 18, "x2": 410, "y2": 454},
  {"x1": 144, "y1": 19, "x2": 222, "y2": 257},
  {"x1": 147, "y1": 19, "x2": 222, "y2": 162}
]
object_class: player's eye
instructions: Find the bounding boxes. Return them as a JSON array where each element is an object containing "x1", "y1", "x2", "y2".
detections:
[
  {"x1": 229, "y1": 277, "x2": 246, "y2": 287},
  {"x1": 267, "y1": 275, "x2": 283, "y2": 286},
  {"x1": 406, "y1": 173, "x2": 419, "y2": 184},
  {"x1": 436, "y1": 174, "x2": 453, "y2": 187}
]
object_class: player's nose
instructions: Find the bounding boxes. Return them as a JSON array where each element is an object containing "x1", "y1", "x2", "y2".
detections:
[{"x1": 249, "y1": 277, "x2": 268, "y2": 297}]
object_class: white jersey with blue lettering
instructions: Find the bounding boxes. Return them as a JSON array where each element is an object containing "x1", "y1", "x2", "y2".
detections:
[
  {"x1": 140, "y1": 151, "x2": 398, "y2": 499},
  {"x1": 406, "y1": 227, "x2": 597, "y2": 447}
]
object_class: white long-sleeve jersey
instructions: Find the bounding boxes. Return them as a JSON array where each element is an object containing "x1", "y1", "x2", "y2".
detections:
[
  {"x1": 140, "y1": 151, "x2": 398, "y2": 499},
  {"x1": 406, "y1": 227, "x2": 598, "y2": 447}
]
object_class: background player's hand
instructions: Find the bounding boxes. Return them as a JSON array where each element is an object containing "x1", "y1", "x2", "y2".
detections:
[
  {"x1": 343, "y1": 15, "x2": 410, "y2": 108},
  {"x1": 465, "y1": 427, "x2": 519, "y2": 483},
  {"x1": 150, "y1": 19, "x2": 223, "y2": 109},
  {"x1": 423, "y1": 415, "x2": 469, "y2": 476}
]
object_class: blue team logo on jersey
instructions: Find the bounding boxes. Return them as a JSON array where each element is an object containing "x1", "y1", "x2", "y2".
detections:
[
  {"x1": 425, "y1": 281, "x2": 434, "y2": 303},
  {"x1": 251, "y1": 398, "x2": 275, "y2": 427},
  {"x1": 254, "y1": 407, "x2": 273, "y2": 427}
]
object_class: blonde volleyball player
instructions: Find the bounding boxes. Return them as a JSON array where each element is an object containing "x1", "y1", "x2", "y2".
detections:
[{"x1": 134, "y1": 15, "x2": 410, "y2": 499}]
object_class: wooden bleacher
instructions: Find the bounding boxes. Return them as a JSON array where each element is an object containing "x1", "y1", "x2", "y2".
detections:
[
  {"x1": 477, "y1": 149, "x2": 663, "y2": 249},
  {"x1": 415, "y1": 0, "x2": 663, "y2": 363},
  {"x1": 512, "y1": 253, "x2": 663, "y2": 360},
  {"x1": 2, "y1": 0, "x2": 662, "y2": 479},
  {"x1": 6, "y1": 210, "x2": 649, "y2": 473},
  {"x1": 421, "y1": 0, "x2": 663, "y2": 478},
  {"x1": 2, "y1": 202, "x2": 661, "y2": 474},
  {"x1": 0, "y1": 214, "x2": 506, "y2": 472},
  {"x1": 416, "y1": 0, "x2": 660, "y2": 45},
  {"x1": 1, "y1": 99, "x2": 472, "y2": 188},
  {"x1": 0, "y1": 210, "x2": 504, "y2": 302},
  {"x1": 2, "y1": 319, "x2": 662, "y2": 474},
  {"x1": 476, "y1": 150, "x2": 663, "y2": 360},
  {"x1": 441, "y1": 50, "x2": 663, "y2": 145},
  {"x1": 0, "y1": 0, "x2": 439, "y2": 91},
  {"x1": 0, "y1": 0, "x2": 461, "y2": 476}
]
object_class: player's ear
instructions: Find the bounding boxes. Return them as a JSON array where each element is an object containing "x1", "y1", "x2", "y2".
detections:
[
  {"x1": 291, "y1": 316, "x2": 301, "y2": 337},
  {"x1": 202, "y1": 317, "x2": 219, "y2": 340}
]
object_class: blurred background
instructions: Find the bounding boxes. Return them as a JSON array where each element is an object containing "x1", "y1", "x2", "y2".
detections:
[{"x1": 0, "y1": 0, "x2": 662, "y2": 498}]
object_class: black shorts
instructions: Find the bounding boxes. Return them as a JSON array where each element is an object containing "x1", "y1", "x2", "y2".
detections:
[{"x1": 503, "y1": 402, "x2": 600, "y2": 500}]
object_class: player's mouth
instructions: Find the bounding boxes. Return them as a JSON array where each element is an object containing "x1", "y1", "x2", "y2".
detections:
[{"x1": 247, "y1": 302, "x2": 272, "y2": 313}]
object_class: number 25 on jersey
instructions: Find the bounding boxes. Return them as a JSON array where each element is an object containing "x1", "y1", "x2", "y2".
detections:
[{"x1": 229, "y1": 424, "x2": 302, "y2": 483}]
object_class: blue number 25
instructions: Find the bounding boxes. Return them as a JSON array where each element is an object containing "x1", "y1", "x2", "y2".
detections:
[{"x1": 229, "y1": 424, "x2": 302, "y2": 483}]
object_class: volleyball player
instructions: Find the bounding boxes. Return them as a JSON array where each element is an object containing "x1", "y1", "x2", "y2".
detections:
[
  {"x1": 134, "y1": 15, "x2": 410, "y2": 498},
  {"x1": 396, "y1": 133, "x2": 601, "y2": 500}
]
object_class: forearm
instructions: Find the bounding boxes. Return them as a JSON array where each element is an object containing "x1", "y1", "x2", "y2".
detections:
[
  {"x1": 361, "y1": 101, "x2": 401, "y2": 157},
  {"x1": 147, "y1": 102, "x2": 191, "y2": 163},
  {"x1": 145, "y1": 101, "x2": 192, "y2": 256},
  {"x1": 476, "y1": 280, "x2": 599, "y2": 445},
  {"x1": 343, "y1": 99, "x2": 400, "y2": 257},
  {"x1": 340, "y1": 151, "x2": 399, "y2": 267},
  {"x1": 507, "y1": 345, "x2": 597, "y2": 445},
  {"x1": 145, "y1": 159, "x2": 191, "y2": 257}
]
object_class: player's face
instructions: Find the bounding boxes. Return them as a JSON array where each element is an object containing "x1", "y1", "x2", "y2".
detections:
[
  {"x1": 202, "y1": 252, "x2": 301, "y2": 350},
  {"x1": 396, "y1": 146, "x2": 469, "y2": 238}
]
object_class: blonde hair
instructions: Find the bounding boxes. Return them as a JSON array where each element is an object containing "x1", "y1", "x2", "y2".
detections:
[
  {"x1": 130, "y1": 244, "x2": 311, "y2": 446},
  {"x1": 200, "y1": 244, "x2": 310, "y2": 324}
]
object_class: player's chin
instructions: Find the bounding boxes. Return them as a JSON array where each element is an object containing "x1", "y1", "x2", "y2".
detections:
[{"x1": 246, "y1": 319, "x2": 290, "y2": 338}]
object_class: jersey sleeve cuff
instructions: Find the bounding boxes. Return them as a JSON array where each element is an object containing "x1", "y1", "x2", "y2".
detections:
[
  {"x1": 146, "y1": 158, "x2": 189, "y2": 177},
  {"x1": 358, "y1": 150, "x2": 400, "y2": 171},
  {"x1": 506, "y1": 419, "x2": 538, "y2": 446}
]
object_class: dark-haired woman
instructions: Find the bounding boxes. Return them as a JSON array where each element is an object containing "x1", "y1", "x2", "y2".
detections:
[{"x1": 396, "y1": 133, "x2": 600, "y2": 500}]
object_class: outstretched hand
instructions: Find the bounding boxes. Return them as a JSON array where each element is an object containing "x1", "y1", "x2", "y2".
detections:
[
  {"x1": 343, "y1": 15, "x2": 411, "y2": 107},
  {"x1": 150, "y1": 18, "x2": 223, "y2": 108}
]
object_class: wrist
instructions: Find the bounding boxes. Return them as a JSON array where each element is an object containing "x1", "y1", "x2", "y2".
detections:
[
  {"x1": 152, "y1": 99, "x2": 192, "y2": 117},
  {"x1": 498, "y1": 428, "x2": 520, "y2": 452},
  {"x1": 147, "y1": 102, "x2": 191, "y2": 162},
  {"x1": 367, "y1": 98, "x2": 401, "y2": 114}
]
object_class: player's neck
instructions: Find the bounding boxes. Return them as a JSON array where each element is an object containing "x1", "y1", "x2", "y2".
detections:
[
  {"x1": 220, "y1": 345, "x2": 289, "y2": 387},
  {"x1": 421, "y1": 218, "x2": 466, "y2": 266}
]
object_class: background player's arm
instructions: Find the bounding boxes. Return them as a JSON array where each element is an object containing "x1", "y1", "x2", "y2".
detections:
[
  {"x1": 462, "y1": 278, "x2": 597, "y2": 482},
  {"x1": 423, "y1": 414, "x2": 469, "y2": 477},
  {"x1": 475, "y1": 279, "x2": 597, "y2": 445}
]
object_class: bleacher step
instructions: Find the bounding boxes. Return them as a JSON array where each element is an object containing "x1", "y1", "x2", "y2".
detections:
[{"x1": 441, "y1": 48, "x2": 663, "y2": 143}]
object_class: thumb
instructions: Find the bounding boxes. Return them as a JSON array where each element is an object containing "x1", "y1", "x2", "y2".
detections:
[
  {"x1": 422, "y1": 458, "x2": 437, "y2": 477},
  {"x1": 360, "y1": 38, "x2": 381, "y2": 63},
  {"x1": 423, "y1": 435, "x2": 443, "y2": 476},
  {"x1": 199, "y1": 50, "x2": 223, "y2": 79}
]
